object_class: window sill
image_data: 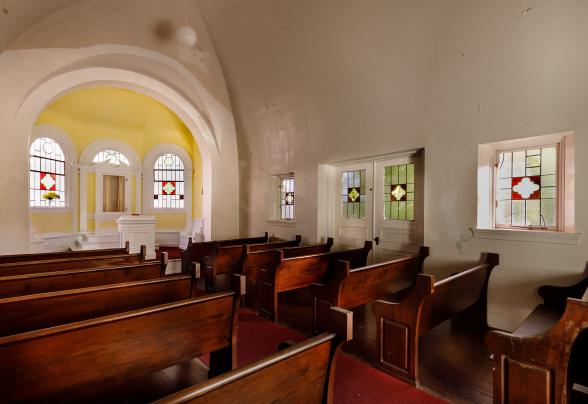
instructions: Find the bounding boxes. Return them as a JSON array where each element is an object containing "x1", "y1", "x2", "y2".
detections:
[
  {"x1": 266, "y1": 220, "x2": 297, "y2": 227},
  {"x1": 149, "y1": 208, "x2": 187, "y2": 214},
  {"x1": 29, "y1": 207, "x2": 72, "y2": 213},
  {"x1": 471, "y1": 228, "x2": 583, "y2": 245}
]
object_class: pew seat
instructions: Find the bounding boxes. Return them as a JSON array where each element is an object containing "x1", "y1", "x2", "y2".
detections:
[
  {"x1": 371, "y1": 253, "x2": 499, "y2": 385},
  {"x1": 485, "y1": 273, "x2": 588, "y2": 404},
  {"x1": 0, "y1": 241, "x2": 131, "y2": 264},
  {"x1": 0, "y1": 275, "x2": 245, "y2": 402},
  {"x1": 154, "y1": 306, "x2": 352, "y2": 404},
  {"x1": 258, "y1": 241, "x2": 373, "y2": 321},
  {"x1": 0, "y1": 253, "x2": 167, "y2": 299},
  {"x1": 0, "y1": 264, "x2": 197, "y2": 336}
]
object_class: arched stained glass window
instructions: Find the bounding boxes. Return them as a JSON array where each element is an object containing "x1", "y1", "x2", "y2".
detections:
[
  {"x1": 92, "y1": 149, "x2": 130, "y2": 165},
  {"x1": 154, "y1": 153, "x2": 185, "y2": 209},
  {"x1": 29, "y1": 137, "x2": 66, "y2": 207}
]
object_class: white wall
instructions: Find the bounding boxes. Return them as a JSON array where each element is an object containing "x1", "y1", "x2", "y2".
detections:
[
  {"x1": 198, "y1": 0, "x2": 588, "y2": 330},
  {"x1": 0, "y1": 0, "x2": 240, "y2": 251}
]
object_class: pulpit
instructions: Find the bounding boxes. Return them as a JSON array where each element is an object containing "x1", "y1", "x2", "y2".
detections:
[{"x1": 117, "y1": 215, "x2": 156, "y2": 259}]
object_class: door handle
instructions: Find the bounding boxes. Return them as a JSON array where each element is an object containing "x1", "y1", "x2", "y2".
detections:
[{"x1": 373, "y1": 236, "x2": 380, "y2": 245}]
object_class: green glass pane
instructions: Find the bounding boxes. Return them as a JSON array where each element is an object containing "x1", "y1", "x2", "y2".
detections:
[
  {"x1": 541, "y1": 187, "x2": 556, "y2": 199},
  {"x1": 359, "y1": 170, "x2": 366, "y2": 188},
  {"x1": 541, "y1": 147, "x2": 557, "y2": 175},
  {"x1": 407, "y1": 192, "x2": 414, "y2": 201},
  {"x1": 384, "y1": 202, "x2": 391, "y2": 220},
  {"x1": 359, "y1": 202, "x2": 366, "y2": 219},
  {"x1": 541, "y1": 175, "x2": 556, "y2": 187},
  {"x1": 512, "y1": 200, "x2": 525, "y2": 226},
  {"x1": 496, "y1": 200, "x2": 511, "y2": 225},
  {"x1": 342, "y1": 172, "x2": 349, "y2": 190},
  {"x1": 391, "y1": 202, "x2": 399, "y2": 220},
  {"x1": 398, "y1": 201, "x2": 406, "y2": 220},
  {"x1": 526, "y1": 167, "x2": 540, "y2": 176},
  {"x1": 526, "y1": 155, "x2": 541, "y2": 167},
  {"x1": 407, "y1": 183, "x2": 414, "y2": 192},
  {"x1": 513, "y1": 151, "x2": 526, "y2": 177},
  {"x1": 498, "y1": 152, "x2": 512, "y2": 179},
  {"x1": 355, "y1": 202, "x2": 361, "y2": 219},
  {"x1": 527, "y1": 149, "x2": 541, "y2": 156},
  {"x1": 347, "y1": 203, "x2": 353, "y2": 219},
  {"x1": 525, "y1": 200, "x2": 540, "y2": 226},
  {"x1": 391, "y1": 166, "x2": 399, "y2": 185},
  {"x1": 407, "y1": 164, "x2": 415, "y2": 184},
  {"x1": 398, "y1": 165, "x2": 407, "y2": 185},
  {"x1": 541, "y1": 199, "x2": 556, "y2": 227},
  {"x1": 384, "y1": 192, "x2": 390, "y2": 202},
  {"x1": 384, "y1": 167, "x2": 391, "y2": 186},
  {"x1": 406, "y1": 201, "x2": 414, "y2": 221}
]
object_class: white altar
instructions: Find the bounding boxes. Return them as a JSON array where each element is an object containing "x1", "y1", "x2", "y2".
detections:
[{"x1": 117, "y1": 215, "x2": 156, "y2": 259}]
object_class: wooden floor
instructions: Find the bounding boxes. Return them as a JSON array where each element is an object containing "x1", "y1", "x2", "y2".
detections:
[{"x1": 277, "y1": 288, "x2": 493, "y2": 404}]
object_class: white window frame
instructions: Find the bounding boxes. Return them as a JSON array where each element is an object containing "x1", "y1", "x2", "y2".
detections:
[
  {"x1": 28, "y1": 124, "x2": 77, "y2": 214},
  {"x1": 474, "y1": 131, "x2": 581, "y2": 244},
  {"x1": 143, "y1": 144, "x2": 193, "y2": 229},
  {"x1": 267, "y1": 173, "x2": 296, "y2": 224}
]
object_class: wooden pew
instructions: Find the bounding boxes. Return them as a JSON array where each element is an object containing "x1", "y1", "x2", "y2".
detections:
[
  {"x1": 312, "y1": 247, "x2": 429, "y2": 333},
  {"x1": 485, "y1": 273, "x2": 588, "y2": 404},
  {"x1": 0, "y1": 244, "x2": 148, "y2": 277},
  {"x1": 258, "y1": 241, "x2": 373, "y2": 321},
  {"x1": 240, "y1": 237, "x2": 334, "y2": 309},
  {"x1": 370, "y1": 252, "x2": 499, "y2": 385},
  {"x1": 203, "y1": 235, "x2": 303, "y2": 292},
  {"x1": 181, "y1": 233, "x2": 269, "y2": 273},
  {"x1": 0, "y1": 241, "x2": 131, "y2": 264},
  {"x1": 0, "y1": 252, "x2": 168, "y2": 299},
  {"x1": 0, "y1": 261, "x2": 198, "y2": 337},
  {"x1": 154, "y1": 305, "x2": 353, "y2": 404},
  {"x1": 0, "y1": 274, "x2": 245, "y2": 402}
]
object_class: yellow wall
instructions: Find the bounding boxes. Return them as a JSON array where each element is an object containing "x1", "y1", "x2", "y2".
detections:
[
  {"x1": 30, "y1": 212, "x2": 73, "y2": 234},
  {"x1": 30, "y1": 87, "x2": 203, "y2": 233}
]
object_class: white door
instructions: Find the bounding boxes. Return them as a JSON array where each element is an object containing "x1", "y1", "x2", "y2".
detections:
[
  {"x1": 373, "y1": 157, "x2": 421, "y2": 262},
  {"x1": 332, "y1": 153, "x2": 423, "y2": 263},
  {"x1": 335, "y1": 163, "x2": 373, "y2": 251}
]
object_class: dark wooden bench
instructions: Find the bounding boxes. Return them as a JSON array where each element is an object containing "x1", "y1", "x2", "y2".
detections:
[
  {"x1": 240, "y1": 237, "x2": 334, "y2": 309},
  {"x1": 0, "y1": 241, "x2": 131, "y2": 264},
  {"x1": 0, "y1": 262, "x2": 199, "y2": 337},
  {"x1": 181, "y1": 233, "x2": 269, "y2": 273},
  {"x1": 311, "y1": 246, "x2": 429, "y2": 333},
  {"x1": 485, "y1": 272, "x2": 588, "y2": 404},
  {"x1": 0, "y1": 274, "x2": 245, "y2": 402},
  {"x1": 154, "y1": 305, "x2": 352, "y2": 404},
  {"x1": 0, "y1": 252, "x2": 168, "y2": 299},
  {"x1": 371, "y1": 252, "x2": 499, "y2": 385},
  {"x1": 0, "y1": 244, "x2": 148, "y2": 277},
  {"x1": 258, "y1": 241, "x2": 373, "y2": 321},
  {"x1": 203, "y1": 235, "x2": 302, "y2": 292}
]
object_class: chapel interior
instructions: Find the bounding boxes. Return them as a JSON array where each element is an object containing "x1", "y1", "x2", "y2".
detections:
[{"x1": 1, "y1": 1, "x2": 587, "y2": 403}]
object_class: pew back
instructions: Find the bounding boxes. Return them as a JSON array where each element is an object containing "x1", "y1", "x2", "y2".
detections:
[
  {"x1": 0, "y1": 242, "x2": 130, "y2": 264},
  {"x1": 0, "y1": 289, "x2": 241, "y2": 402},
  {"x1": 0, "y1": 273, "x2": 198, "y2": 336},
  {"x1": 0, "y1": 260, "x2": 164, "y2": 299},
  {"x1": 0, "y1": 245, "x2": 147, "y2": 277}
]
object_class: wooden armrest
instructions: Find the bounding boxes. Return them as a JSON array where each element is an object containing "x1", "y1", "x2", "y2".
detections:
[{"x1": 511, "y1": 304, "x2": 561, "y2": 337}]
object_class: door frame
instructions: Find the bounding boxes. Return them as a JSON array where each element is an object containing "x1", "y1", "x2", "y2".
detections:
[{"x1": 317, "y1": 148, "x2": 424, "y2": 255}]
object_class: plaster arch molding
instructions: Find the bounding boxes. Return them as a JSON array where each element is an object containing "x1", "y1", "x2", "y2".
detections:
[{"x1": 12, "y1": 45, "x2": 239, "y2": 242}]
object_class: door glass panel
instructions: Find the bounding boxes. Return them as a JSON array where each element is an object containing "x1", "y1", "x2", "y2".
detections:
[
  {"x1": 341, "y1": 169, "x2": 366, "y2": 219},
  {"x1": 384, "y1": 163, "x2": 415, "y2": 221}
]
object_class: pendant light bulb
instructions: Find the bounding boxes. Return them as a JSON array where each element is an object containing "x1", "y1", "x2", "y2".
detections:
[{"x1": 175, "y1": 25, "x2": 197, "y2": 48}]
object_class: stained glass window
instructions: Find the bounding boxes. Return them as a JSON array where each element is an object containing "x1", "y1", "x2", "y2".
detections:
[
  {"x1": 153, "y1": 153, "x2": 185, "y2": 209},
  {"x1": 93, "y1": 149, "x2": 130, "y2": 165},
  {"x1": 496, "y1": 146, "x2": 557, "y2": 229},
  {"x1": 384, "y1": 163, "x2": 415, "y2": 221},
  {"x1": 280, "y1": 176, "x2": 294, "y2": 220},
  {"x1": 29, "y1": 137, "x2": 66, "y2": 207},
  {"x1": 341, "y1": 170, "x2": 366, "y2": 219}
]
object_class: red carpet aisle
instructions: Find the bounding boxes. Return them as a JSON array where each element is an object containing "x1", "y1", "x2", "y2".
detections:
[{"x1": 233, "y1": 308, "x2": 446, "y2": 403}]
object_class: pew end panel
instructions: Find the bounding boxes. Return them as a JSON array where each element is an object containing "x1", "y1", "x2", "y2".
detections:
[
  {"x1": 538, "y1": 268, "x2": 588, "y2": 312},
  {"x1": 329, "y1": 241, "x2": 373, "y2": 269},
  {"x1": 485, "y1": 289, "x2": 588, "y2": 404},
  {"x1": 160, "y1": 251, "x2": 169, "y2": 277},
  {"x1": 371, "y1": 274, "x2": 434, "y2": 385},
  {"x1": 257, "y1": 250, "x2": 285, "y2": 321}
]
